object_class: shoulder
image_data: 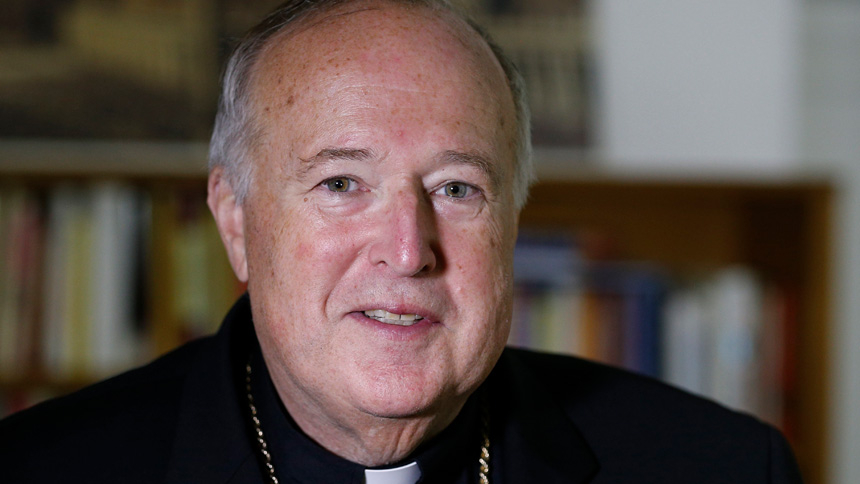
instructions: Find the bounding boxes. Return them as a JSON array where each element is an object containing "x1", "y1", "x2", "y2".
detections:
[
  {"x1": 505, "y1": 347, "x2": 747, "y2": 422},
  {"x1": 500, "y1": 348, "x2": 803, "y2": 483},
  {"x1": 0, "y1": 336, "x2": 212, "y2": 483}
]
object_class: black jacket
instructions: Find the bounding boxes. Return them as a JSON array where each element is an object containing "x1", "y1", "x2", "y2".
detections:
[{"x1": 0, "y1": 295, "x2": 803, "y2": 483}]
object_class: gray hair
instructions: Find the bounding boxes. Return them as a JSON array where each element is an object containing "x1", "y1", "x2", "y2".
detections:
[{"x1": 208, "y1": 0, "x2": 534, "y2": 209}]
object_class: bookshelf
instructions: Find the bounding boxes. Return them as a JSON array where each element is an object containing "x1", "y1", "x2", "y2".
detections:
[
  {"x1": 0, "y1": 142, "x2": 833, "y2": 483},
  {"x1": 517, "y1": 172, "x2": 832, "y2": 484},
  {"x1": 0, "y1": 142, "x2": 241, "y2": 414}
]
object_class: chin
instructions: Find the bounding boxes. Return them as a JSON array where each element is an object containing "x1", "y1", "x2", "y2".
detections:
[
  {"x1": 349, "y1": 370, "x2": 454, "y2": 419},
  {"x1": 350, "y1": 364, "x2": 480, "y2": 422}
]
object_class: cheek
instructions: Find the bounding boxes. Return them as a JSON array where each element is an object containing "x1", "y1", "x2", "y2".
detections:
[
  {"x1": 443, "y1": 217, "x2": 514, "y2": 391},
  {"x1": 446, "y1": 214, "x2": 516, "y2": 306},
  {"x1": 247, "y1": 206, "x2": 363, "y2": 351},
  {"x1": 249, "y1": 205, "x2": 365, "y2": 300},
  {"x1": 293, "y1": 213, "x2": 364, "y2": 268}
]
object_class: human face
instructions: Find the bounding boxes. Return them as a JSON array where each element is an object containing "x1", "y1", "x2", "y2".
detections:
[{"x1": 225, "y1": 4, "x2": 518, "y2": 438}]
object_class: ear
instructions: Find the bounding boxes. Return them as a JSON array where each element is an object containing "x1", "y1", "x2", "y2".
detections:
[{"x1": 207, "y1": 167, "x2": 249, "y2": 283}]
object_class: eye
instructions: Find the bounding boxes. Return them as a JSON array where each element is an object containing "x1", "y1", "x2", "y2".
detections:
[
  {"x1": 323, "y1": 177, "x2": 354, "y2": 193},
  {"x1": 442, "y1": 182, "x2": 474, "y2": 198}
]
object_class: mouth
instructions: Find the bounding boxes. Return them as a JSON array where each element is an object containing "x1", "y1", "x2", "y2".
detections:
[{"x1": 363, "y1": 309, "x2": 425, "y2": 327}]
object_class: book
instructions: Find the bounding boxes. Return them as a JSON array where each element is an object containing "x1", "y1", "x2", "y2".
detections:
[
  {"x1": 89, "y1": 182, "x2": 143, "y2": 375},
  {"x1": 510, "y1": 233, "x2": 788, "y2": 423}
]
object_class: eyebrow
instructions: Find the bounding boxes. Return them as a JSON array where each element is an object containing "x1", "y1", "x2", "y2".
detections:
[
  {"x1": 303, "y1": 147, "x2": 374, "y2": 164},
  {"x1": 439, "y1": 150, "x2": 501, "y2": 190},
  {"x1": 298, "y1": 147, "x2": 501, "y2": 189},
  {"x1": 297, "y1": 147, "x2": 374, "y2": 177}
]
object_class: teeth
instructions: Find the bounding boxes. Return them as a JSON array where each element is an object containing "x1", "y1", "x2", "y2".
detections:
[{"x1": 363, "y1": 309, "x2": 424, "y2": 326}]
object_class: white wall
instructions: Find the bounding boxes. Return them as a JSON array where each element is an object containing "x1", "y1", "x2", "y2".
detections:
[
  {"x1": 594, "y1": 0, "x2": 803, "y2": 171},
  {"x1": 802, "y1": 3, "x2": 860, "y2": 484}
]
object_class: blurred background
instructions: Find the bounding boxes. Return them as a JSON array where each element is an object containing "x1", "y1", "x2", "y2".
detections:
[{"x1": 0, "y1": 1, "x2": 858, "y2": 483}]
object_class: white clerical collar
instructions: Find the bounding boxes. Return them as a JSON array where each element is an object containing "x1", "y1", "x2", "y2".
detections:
[{"x1": 364, "y1": 461, "x2": 421, "y2": 484}]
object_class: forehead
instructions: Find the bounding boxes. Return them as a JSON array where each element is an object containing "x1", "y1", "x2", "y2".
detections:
[
  {"x1": 254, "y1": 2, "x2": 503, "y2": 83},
  {"x1": 247, "y1": 2, "x2": 516, "y2": 149}
]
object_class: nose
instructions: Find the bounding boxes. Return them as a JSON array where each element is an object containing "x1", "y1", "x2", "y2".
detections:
[{"x1": 368, "y1": 186, "x2": 438, "y2": 276}]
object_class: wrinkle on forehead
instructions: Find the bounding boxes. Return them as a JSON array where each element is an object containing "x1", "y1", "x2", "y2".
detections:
[
  {"x1": 297, "y1": 147, "x2": 376, "y2": 180},
  {"x1": 293, "y1": 6, "x2": 385, "y2": 36}
]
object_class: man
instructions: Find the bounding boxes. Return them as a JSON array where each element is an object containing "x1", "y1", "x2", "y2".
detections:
[{"x1": 0, "y1": 0, "x2": 803, "y2": 482}]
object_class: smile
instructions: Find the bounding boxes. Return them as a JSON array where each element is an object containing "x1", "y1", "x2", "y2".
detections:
[{"x1": 363, "y1": 309, "x2": 425, "y2": 326}]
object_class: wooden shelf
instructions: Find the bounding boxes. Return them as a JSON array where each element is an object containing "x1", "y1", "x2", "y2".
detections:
[
  {"x1": 520, "y1": 178, "x2": 832, "y2": 484},
  {"x1": 0, "y1": 140, "x2": 208, "y2": 180}
]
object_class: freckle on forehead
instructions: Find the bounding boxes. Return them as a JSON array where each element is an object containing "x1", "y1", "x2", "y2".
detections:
[{"x1": 251, "y1": 1, "x2": 517, "y2": 164}]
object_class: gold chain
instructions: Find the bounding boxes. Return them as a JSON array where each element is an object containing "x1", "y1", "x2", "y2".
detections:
[
  {"x1": 246, "y1": 362, "x2": 280, "y2": 484},
  {"x1": 478, "y1": 407, "x2": 491, "y2": 484},
  {"x1": 244, "y1": 359, "x2": 490, "y2": 483}
]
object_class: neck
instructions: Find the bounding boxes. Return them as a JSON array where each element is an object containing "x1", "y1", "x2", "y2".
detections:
[{"x1": 310, "y1": 410, "x2": 461, "y2": 466}]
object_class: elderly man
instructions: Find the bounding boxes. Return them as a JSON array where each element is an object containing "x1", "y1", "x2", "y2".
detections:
[{"x1": 0, "y1": 0, "x2": 803, "y2": 482}]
